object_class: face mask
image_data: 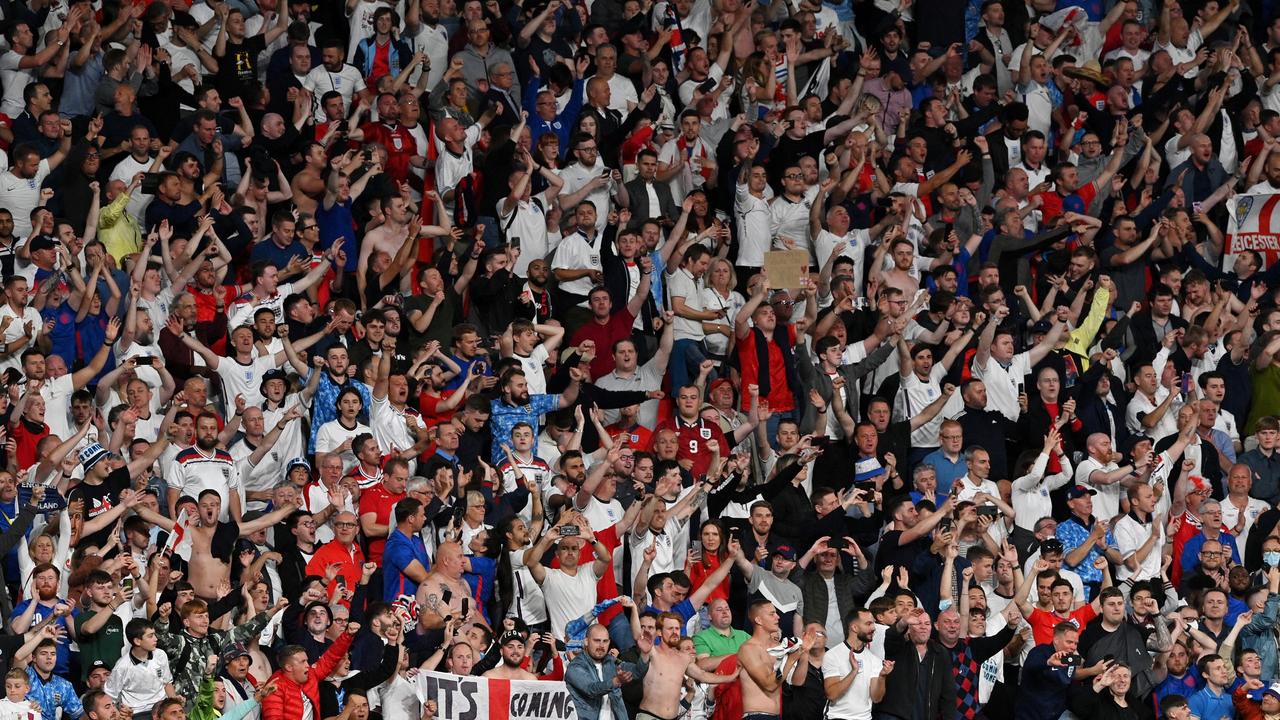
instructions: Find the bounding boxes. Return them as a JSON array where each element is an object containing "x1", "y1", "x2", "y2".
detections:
[{"x1": 1265, "y1": 551, "x2": 1280, "y2": 568}]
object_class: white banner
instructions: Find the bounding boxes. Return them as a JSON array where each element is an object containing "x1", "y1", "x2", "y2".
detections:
[
  {"x1": 1225, "y1": 193, "x2": 1280, "y2": 272},
  {"x1": 414, "y1": 670, "x2": 578, "y2": 720}
]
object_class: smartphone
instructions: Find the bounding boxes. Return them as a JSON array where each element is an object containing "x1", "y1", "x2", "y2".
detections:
[
  {"x1": 937, "y1": 518, "x2": 954, "y2": 534},
  {"x1": 135, "y1": 357, "x2": 155, "y2": 366},
  {"x1": 976, "y1": 505, "x2": 1000, "y2": 518},
  {"x1": 828, "y1": 537, "x2": 846, "y2": 551},
  {"x1": 1017, "y1": 382, "x2": 1025, "y2": 396},
  {"x1": 812, "y1": 435, "x2": 831, "y2": 448},
  {"x1": 121, "y1": 576, "x2": 134, "y2": 593},
  {"x1": 509, "y1": 236, "x2": 521, "y2": 252},
  {"x1": 1180, "y1": 371, "x2": 1191, "y2": 396},
  {"x1": 452, "y1": 504, "x2": 466, "y2": 525},
  {"x1": 560, "y1": 524, "x2": 580, "y2": 537}
]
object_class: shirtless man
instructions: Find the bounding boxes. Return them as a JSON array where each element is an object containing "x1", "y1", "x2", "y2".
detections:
[
  {"x1": 637, "y1": 612, "x2": 738, "y2": 720},
  {"x1": 134, "y1": 490, "x2": 297, "y2": 599},
  {"x1": 483, "y1": 632, "x2": 540, "y2": 680},
  {"x1": 738, "y1": 599, "x2": 814, "y2": 720},
  {"x1": 356, "y1": 191, "x2": 450, "y2": 306},
  {"x1": 416, "y1": 541, "x2": 479, "y2": 629},
  {"x1": 291, "y1": 142, "x2": 329, "y2": 216}
]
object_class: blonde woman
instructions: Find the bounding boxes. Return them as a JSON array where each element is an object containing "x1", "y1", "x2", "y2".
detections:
[{"x1": 701, "y1": 258, "x2": 744, "y2": 361}]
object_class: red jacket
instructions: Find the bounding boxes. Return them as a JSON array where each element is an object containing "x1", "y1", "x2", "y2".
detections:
[{"x1": 262, "y1": 632, "x2": 354, "y2": 720}]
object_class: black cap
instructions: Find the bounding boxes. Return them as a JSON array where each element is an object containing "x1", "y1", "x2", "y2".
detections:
[
  {"x1": 170, "y1": 11, "x2": 199, "y2": 29},
  {"x1": 1040, "y1": 538, "x2": 1065, "y2": 554},
  {"x1": 27, "y1": 235, "x2": 56, "y2": 253},
  {"x1": 1031, "y1": 319, "x2": 1052, "y2": 334},
  {"x1": 259, "y1": 368, "x2": 289, "y2": 397}
]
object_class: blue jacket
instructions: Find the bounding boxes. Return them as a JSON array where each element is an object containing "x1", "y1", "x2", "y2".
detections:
[
  {"x1": 1241, "y1": 593, "x2": 1280, "y2": 681},
  {"x1": 564, "y1": 652, "x2": 646, "y2": 720},
  {"x1": 524, "y1": 75, "x2": 585, "y2": 154}
]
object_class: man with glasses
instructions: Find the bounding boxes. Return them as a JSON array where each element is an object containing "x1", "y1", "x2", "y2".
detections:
[
  {"x1": 305, "y1": 510, "x2": 366, "y2": 601},
  {"x1": 559, "y1": 134, "x2": 626, "y2": 235},
  {"x1": 457, "y1": 21, "x2": 515, "y2": 95},
  {"x1": 922, "y1": 421, "x2": 967, "y2": 495},
  {"x1": 484, "y1": 63, "x2": 521, "y2": 130}
]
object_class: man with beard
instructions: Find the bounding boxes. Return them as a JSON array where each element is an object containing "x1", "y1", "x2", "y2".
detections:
[
  {"x1": 483, "y1": 631, "x2": 540, "y2": 680},
  {"x1": 566, "y1": 623, "x2": 645, "y2": 719},
  {"x1": 178, "y1": 324, "x2": 288, "y2": 408},
  {"x1": 160, "y1": 293, "x2": 227, "y2": 383},
  {"x1": 488, "y1": 368, "x2": 581, "y2": 463},
  {"x1": 167, "y1": 412, "x2": 244, "y2": 521},
  {"x1": 824, "y1": 607, "x2": 892, "y2": 718},
  {"x1": 136, "y1": 489, "x2": 297, "y2": 602}
]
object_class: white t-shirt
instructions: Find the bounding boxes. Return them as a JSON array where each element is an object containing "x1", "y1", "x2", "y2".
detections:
[
  {"x1": 315, "y1": 419, "x2": 372, "y2": 474},
  {"x1": 897, "y1": 365, "x2": 948, "y2": 447},
  {"x1": 1114, "y1": 513, "x2": 1164, "y2": 583},
  {"x1": 971, "y1": 351, "x2": 1031, "y2": 422},
  {"x1": 513, "y1": 345, "x2": 551, "y2": 395},
  {"x1": 0, "y1": 159, "x2": 51, "y2": 238},
  {"x1": 303, "y1": 64, "x2": 367, "y2": 122},
  {"x1": 822, "y1": 644, "x2": 882, "y2": 720},
  {"x1": 1155, "y1": 30, "x2": 1203, "y2": 79},
  {"x1": 226, "y1": 282, "x2": 295, "y2": 330},
  {"x1": 109, "y1": 154, "x2": 156, "y2": 221},
  {"x1": 581, "y1": 495, "x2": 625, "y2": 533},
  {"x1": 0, "y1": 303, "x2": 41, "y2": 374},
  {"x1": 666, "y1": 266, "x2": 707, "y2": 342},
  {"x1": 553, "y1": 230, "x2": 603, "y2": 301},
  {"x1": 735, "y1": 183, "x2": 772, "y2": 267},
  {"x1": 172, "y1": 446, "x2": 242, "y2": 522},
  {"x1": 541, "y1": 563, "x2": 600, "y2": 639},
  {"x1": 214, "y1": 355, "x2": 281, "y2": 407},
  {"x1": 433, "y1": 123, "x2": 483, "y2": 213},
  {"x1": 1075, "y1": 456, "x2": 1124, "y2": 521},
  {"x1": 498, "y1": 193, "x2": 554, "y2": 277},
  {"x1": 0, "y1": 51, "x2": 35, "y2": 117}
]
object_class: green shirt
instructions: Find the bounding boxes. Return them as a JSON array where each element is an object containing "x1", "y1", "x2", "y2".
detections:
[
  {"x1": 77, "y1": 613, "x2": 125, "y2": 680},
  {"x1": 693, "y1": 627, "x2": 751, "y2": 658}
]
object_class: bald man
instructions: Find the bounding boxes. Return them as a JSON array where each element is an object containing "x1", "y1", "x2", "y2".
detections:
[{"x1": 416, "y1": 541, "x2": 481, "y2": 630}]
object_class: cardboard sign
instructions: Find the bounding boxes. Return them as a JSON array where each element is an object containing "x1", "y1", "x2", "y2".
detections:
[{"x1": 763, "y1": 250, "x2": 810, "y2": 289}]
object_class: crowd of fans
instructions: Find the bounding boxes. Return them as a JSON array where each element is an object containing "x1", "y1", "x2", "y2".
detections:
[{"x1": 0, "y1": 0, "x2": 1279, "y2": 719}]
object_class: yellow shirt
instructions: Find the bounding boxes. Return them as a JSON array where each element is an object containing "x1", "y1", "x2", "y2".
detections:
[{"x1": 97, "y1": 193, "x2": 141, "y2": 267}]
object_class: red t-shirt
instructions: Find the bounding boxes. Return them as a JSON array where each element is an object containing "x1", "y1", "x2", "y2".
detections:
[
  {"x1": 187, "y1": 284, "x2": 239, "y2": 353},
  {"x1": 571, "y1": 309, "x2": 635, "y2": 380},
  {"x1": 688, "y1": 554, "x2": 729, "y2": 603},
  {"x1": 358, "y1": 483, "x2": 406, "y2": 564},
  {"x1": 735, "y1": 325, "x2": 796, "y2": 413},
  {"x1": 1034, "y1": 182, "x2": 1097, "y2": 225},
  {"x1": 370, "y1": 42, "x2": 392, "y2": 85},
  {"x1": 654, "y1": 415, "x2": 729, "y2": 479},
  {"x1": 1028, "y1": 604, "x2": 1097, "y2": 645},
  {"x1": 12, "y1": 418, "x2": 49, "y2": 474},
  {"x1": 606, "y1": 422, "x2": 652, "y2": 451}
]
